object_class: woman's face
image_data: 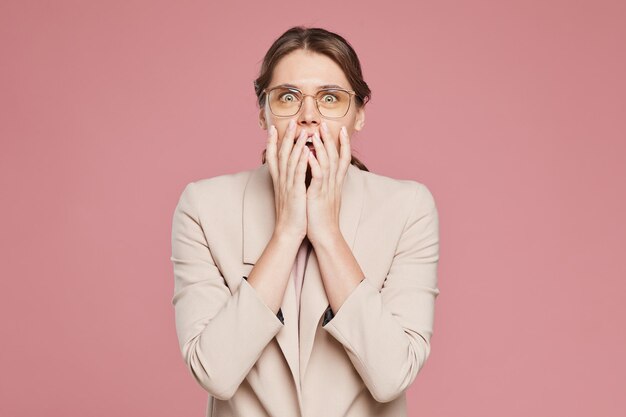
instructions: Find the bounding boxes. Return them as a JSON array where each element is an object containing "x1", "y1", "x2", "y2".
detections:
[{"x1": 259, "y1": 49, "x2": 365, "y2": 157}]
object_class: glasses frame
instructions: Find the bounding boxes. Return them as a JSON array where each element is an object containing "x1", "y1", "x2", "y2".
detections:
[{"x1": 261, "y1": 85, "x2": 357, "y2": 119}]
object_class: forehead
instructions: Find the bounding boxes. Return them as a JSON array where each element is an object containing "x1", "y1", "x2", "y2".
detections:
[{"x1": 270, "y1": 49, "x2": 351, "y2": 90}]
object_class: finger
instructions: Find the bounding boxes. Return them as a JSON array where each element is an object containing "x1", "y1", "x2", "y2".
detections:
[
  {"x1": 265, "y1": 126, "x2": 280, "y2": 213},
  {"x1": 336, "y1": 126, "x2": 351, "y2": 187},
  {"x1": 266, "y1": 125, "x2": 279, "y2": 187},
  {"x1": 287, "y1": 130, "x2": 308, "y2": 189},
  {"x1": 321, "y1": 122, "x2": 339, "y2": 174},
  {"x1": 278, "y1": 119, "x2": 297, "y2": 188},
  {"x1": 320, "y1": 122, "x2": 338, "y2": 193},
  {"x1": 311, "y1": 131, "x2": 329, "y2": 191},
  {"x1": 307, "y1": 151, "x2": 323, "y2": 193},
  {"x1": 295, "y1": 144, "x2": 309, "y2": 190}
]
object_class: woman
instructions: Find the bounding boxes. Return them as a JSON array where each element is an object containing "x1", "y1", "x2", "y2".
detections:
[{"x1": 171, "y1": 26, "x2": 440, "y2": 417}]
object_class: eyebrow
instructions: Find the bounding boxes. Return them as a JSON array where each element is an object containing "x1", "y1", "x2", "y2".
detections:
[{"x1": 276, "y1": 83, "x2": 347, "y2": 90}]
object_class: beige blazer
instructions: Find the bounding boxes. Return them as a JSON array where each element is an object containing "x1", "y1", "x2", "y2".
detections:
[{"x1": 171, "y1": 162, "x2": 440, "y2": 417}]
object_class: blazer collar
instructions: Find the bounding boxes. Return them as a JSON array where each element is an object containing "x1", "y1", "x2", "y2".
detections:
[{"x1": 242, "y1": 162, "x2": 365, "y2": 394}]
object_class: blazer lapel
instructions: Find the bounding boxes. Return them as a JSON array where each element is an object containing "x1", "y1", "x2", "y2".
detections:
[{"x1": 242, "y1": 162, "x2": 365, "y2": 388}]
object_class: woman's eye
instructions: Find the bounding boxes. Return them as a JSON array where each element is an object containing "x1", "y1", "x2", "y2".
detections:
[{"x1": 321, "y1": 94, "x2": 338, "y2": 103}]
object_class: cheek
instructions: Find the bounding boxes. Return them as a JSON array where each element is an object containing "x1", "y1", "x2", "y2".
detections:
[
  {"x1": 265, "y1": 112, "x2": 281, "y2": 130},
  {"x1": 327, "y1": 128, "x2": 342, "y2": 144},
  {"x1": 276, "y1": 124, "x2": 289, "y2": 138}
]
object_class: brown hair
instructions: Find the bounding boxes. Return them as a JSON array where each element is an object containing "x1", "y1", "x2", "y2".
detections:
[{"x1": 253, "y1": 26, "x2": 371, "y2": 171}]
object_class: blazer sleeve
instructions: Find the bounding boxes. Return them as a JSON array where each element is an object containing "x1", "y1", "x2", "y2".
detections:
[
  {"x1": 170, "y1": 182, "x2": 284, "y2": 400},
  {"x1": 321, "y1": 182, "x2": 440, "y2": 403}
]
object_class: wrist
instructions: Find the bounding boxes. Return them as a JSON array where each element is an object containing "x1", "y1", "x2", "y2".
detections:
[
  {"x1": 272, "y1": 228, "x2": 305, "y2": 247},
  {"x1": 309, "y1": 228, "x2": 344, "y2": 249}
]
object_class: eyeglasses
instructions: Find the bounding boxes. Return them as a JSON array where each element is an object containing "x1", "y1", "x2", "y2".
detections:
[{"x1": 262, "y1": 85, "x2": 357, "y2": 118}]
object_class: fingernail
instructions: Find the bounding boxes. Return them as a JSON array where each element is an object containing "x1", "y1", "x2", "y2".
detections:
[
  {"x1": 288, "y1": 119, "x2": 295, "y2": 129},
  {"x1": 341, "y1": 126, "x2": 347, "y2": 135},
  {"x1": 322, "y1": 122, "x2": 328, "y2": 131}
]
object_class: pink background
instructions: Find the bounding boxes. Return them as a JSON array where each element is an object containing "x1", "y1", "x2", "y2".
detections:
[{"x1": 1, "y1": 1, "x2": 625, "y2": 416}]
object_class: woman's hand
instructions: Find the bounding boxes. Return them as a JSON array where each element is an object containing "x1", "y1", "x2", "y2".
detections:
[
  {"x1": 266, "y1": 120, "x2": 310, "y2": 241},
  {"x1": 306, "y1": 122, "x2": 351, "y2": 245}
]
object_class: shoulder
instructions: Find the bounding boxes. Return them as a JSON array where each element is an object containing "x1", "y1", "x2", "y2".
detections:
[
  {"x1": 357, "y1": 168, "x2": 437, "y2": 213},
  {"x1": 176, "y1": 167, "x2": 255, "y2": 209},
  {"x1": 192, "y1": 167, "x2": 254, "y2": 192}
]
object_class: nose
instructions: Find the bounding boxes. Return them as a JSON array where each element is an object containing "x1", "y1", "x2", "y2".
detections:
[{"x1": 297, "y1": 95, "x2": 320, "y2": 128}]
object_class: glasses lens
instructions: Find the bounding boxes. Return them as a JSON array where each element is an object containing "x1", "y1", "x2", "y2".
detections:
[
  {"x1": 268, "y1": 88, "x2": 302, "y2": 117},
  {"x1": 316, "y1": 89, "x2": 351, "y2": 118}
]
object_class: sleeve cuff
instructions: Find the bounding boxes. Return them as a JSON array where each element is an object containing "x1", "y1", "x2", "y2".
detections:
[
  {"x1": 321, "y1": 277, "x2": 366, "y2": 328},
  {"x1": 243, "y1": 276, "x2": 285, "y2": 325}
]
